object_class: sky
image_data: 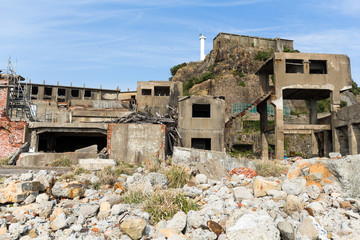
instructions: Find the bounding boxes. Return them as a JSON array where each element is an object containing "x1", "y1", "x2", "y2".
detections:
[{"x1": 1, "y1": 0, "x2": 359, "y2": 91}]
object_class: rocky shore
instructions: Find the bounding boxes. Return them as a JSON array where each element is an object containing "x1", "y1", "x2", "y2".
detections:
[{"x1": 1, "y1": 155, "x2": 360, "y2": 240}]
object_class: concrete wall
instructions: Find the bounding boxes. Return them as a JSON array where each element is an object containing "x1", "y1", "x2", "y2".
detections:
[
  {"x1": 108, "y1": 123, "x2": 166, "y2": 164},
  {"x1": 17, "y1": 152, "x2": 98, "y2": 166},
  {"x1": 178, "y1": 96, "x2": 225, "y2": 152},
  {"x1": 136, "y1": 81, "x2": 182, "y2": 116},
  {"x1": 213, "y1": 32, "x2": 293, "y2": 51},
  {"x1": 0, "y1": 79, "x2": 27, "y2": 159}
]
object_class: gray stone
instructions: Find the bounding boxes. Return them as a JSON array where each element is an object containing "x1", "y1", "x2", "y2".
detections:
[
  {"x1": 233, "y1": 186, "x2": 254, "y2": 201},
  {"x1": 267, "y1": 190, "x2": 287, "y2": 200},
  {"x1": 9, "y1": 222, "x2": 30, "y2": 235},
  {"x1": 306, "y1": 185, "x2": 321, "y2": 200},
  {"x1": 282, "y1": 178, "x2": 306, "y2": 196},
  {"x1": 182, "y1": 185, "x2": 203, "y2": 198},
  {"x1": 111, "y1": 204, "x2": 130, "y2": 215},
  {"x1": 75, "y1": 204, "x2": 99, "y2": 218},
  {"x1": 24, "y1": 194, "x2": 36, "y2": 205},
  {"x1": 329, "y1": 152, "x2": 341, "y2": 158},
  {"x1": 50, "y1": 213, "x2": 67, "y2": 231},
  {"x1": 189, "y1": 229, "x2": 217, "y2": 240},
  {"x1": 145, "y1": 172, "x2": 168, "y2": 189},
  {"x1": 120, "y1": 218, "x2": 147, "y2": 240},
  {"x1": 20, "y1": 172, "x2": 33, "y2": 181},
  {"x1": 277, "y1": 221, "x2": 295, "y2": 240},
  {"x1": 166, "y1": 211, "x2": 187, "y2": 233},
  {"x1": 187, "y1": 210, "x2": 210, "y2": 229},
  {"x1": 78, "y1": 158, "x2": 116, "y2": 170},
  {"x1": 36, "y1": 193, "x2": 49, "y2": 203},
  {"x1": 52, "y1": 181, "x2": 84, "y2": 199},
  {"x1": 195, "y1": 174, "x2": 208, "y2": 185}
]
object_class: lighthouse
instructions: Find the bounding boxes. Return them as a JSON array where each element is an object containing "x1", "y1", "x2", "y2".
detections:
[{"x1": 199, "y1": 33, "x2": 206, "y2": 61}]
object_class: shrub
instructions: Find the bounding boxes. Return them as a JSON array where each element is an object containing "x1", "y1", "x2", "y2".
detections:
[
  {"x1": 255, "y1": 160, "x2": 287, "y2": 177},
  {"x1": 196, "y1": 72, "x2": 215, "y2": 84},
  {"x1": 255, "y1": 49, "x2": 274, "y2": 61},
  {"x1": 238, "y1": 81, "x2": 245, "y2": 87},
  {"x1": 123, "y1": 190, "x2": 147, "y2": 204},
  {"x1": 350, "y1": 80, "x2": 360, "y2": 96},
  {"x1": 233, "y1": 69, "x2": 245, "y2": 78},
  {"x1": 96, "y1": 166, "x2": 123, "y2": 186},
  {"x1": 317, "y1": 99, "x2": 331, "y2": 113},
  {"x1": 170, "y1": 63, "x2": 187, "y2": 77},
  {"x1": 51, "y1": 157, "x2": 71, "y2": 167},
  {"x1": 0, "y1": 158, "x2": 9, "y2": 165},
  {"x1": 166, "y1": 166, "x2": 188, "y2": 188},
  {"x1": 183, "y1": 78, "x2": 197, "y2": 95},
  {"x1": 73, "y1": 167, "x2": 90, "y2": 175},
  {"x1": 283, "y1": 47, "x2": 300, "y2": 53}
]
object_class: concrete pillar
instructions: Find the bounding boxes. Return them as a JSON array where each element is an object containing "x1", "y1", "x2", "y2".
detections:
[
  {"x1": 309, "y1": 99, "x2": 317, "y2": 124},
  {"x1": 324, "y1": 131, "x2": 332, "y2": 156},
  {"x1": 311, "y1": 131, "x2": 318, "y2": 156},
  {"x1": 274, "y1": 102, "x2": 284, "y2": 160},
  {"x1": 258, "y1": 101, "x2": 268, "y2": 160},
  {"x1": 29, "y1": 130, "x2": 38, "y2": 152},
  {"x1": 348, "y1": 124, "x2": 357, "y2": 155},
  {"x1": 331, "y1": 91, "x2": 341, "y2": 153}
]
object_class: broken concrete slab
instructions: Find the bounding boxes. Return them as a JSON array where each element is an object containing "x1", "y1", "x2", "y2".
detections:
[
  {"x1": 75, "y1": 145, "x2": 98, "y2": 153},
  {"x1": 78, "y1": 159, "x2": 116, "y2": 170}
]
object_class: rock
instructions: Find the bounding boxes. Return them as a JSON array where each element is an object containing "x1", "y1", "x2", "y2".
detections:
[
  {"x1": 253, "y1": 178, "x2": 281, "y2": 197},
  {"x1": 187, "y1": 210, "x2": 209, "y2": 229},
  {"x1": 298, "y1": 216, "x2": 323, "y2": 239},
  {"x1": 182, "y1": 185, "x2": 203, "y2": 198},
  {"x1": 76, "y1": 203, "x2": 99, "y2": 218},
  {"x1": 157, "y1": 228, "x2": 187, "y2": 239},
  {"x1": 286, "y1": 195, "x2": 304, "y2": 213},
  {"x1": 329, "y1": 152, "x2": 341, "y2": 158},
  {"x1": 120, "y1": 218, "x2": 147, "y2": 240},
  {"x1": 189, "y1": 229, "x2": 217, "y2": 240},
  {"x1": 195, "y1": 174, "x2": 208, "y2": 185},
  {"x1": 167, "y1": 211, "x2": 187, "y2": 233},
  {"x1": 282, "y1": 178, "x2": 306, "y2": 196},
  {"x1": 233, "y1": 186, "x2": 254, "y2": 201},
  {"x1": 339, "y1": 201, "x2": 352, "y2": 209},
  {"x1": 50, "y1": 213, "x2": 67, "y2": 231},
  {"x1": 20, "y1": 172, "x2": 33, "y2": 181},
  {"x1": 36, "y1": 193, "x2": 49, "y2": 203},
  {"x1": 9, "y1": 222, "x2": 30, "y2": 236},
  {"x1": 277, "y1": 221, "x2": 295, "y2": 240},
  {"x1": 306, "y1": 185, "x2": 321, "y2": 199},
  {"x1": 307, "y1": 173, "x2": 323, "y2": 182},
  {"x1": 111, "y1": 204, "x2": 130, "y2": 215},
  {"x1": 51, "y1": 181, "x2": 85, "y2": 199},
  {"x1": 0, "y1": 181, "x2": 40, "y2": 203},
  {"x1": 50, "y1": 207, "x2": 64, "y2": 222},
  {"x1": 78, "y1": 158, "x2": 117, "y2": 170},
  {"x1": 227, "y1": 211, "x2": 280, "y2": 240},
  {"x1": 266, "y1": 190, "x2": 287, "y2": 200},
  {"x1": 145, "y1": 172, "x2": 168, "y2": 189},
  {"x1": 75, "y1": 144, "x2": 98, "y2": 153},
  {"x1": 24, "y1": 194, "x2": 36, "y2": 204}
]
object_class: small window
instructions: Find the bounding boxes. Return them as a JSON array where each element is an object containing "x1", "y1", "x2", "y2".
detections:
[
  {"x1": 58, "y1": 88, "x2": 66, "y2": 97},
  {"x1": 142, "y1": 89, "x2": 152, "y2": 96},
  {"x1": 44, "y1": 87, "x2": 52, "y2": 96},
  {"x1": 154, "y1": 86, "x2": 170, "y2": 96},
  {"x1": 191, "y1": 138, "x2": 211, "y2": 150},
  {"x1": 192, "y1": 104, "x2": 210, "y2": 118},
  {"x1": 310, "y1": 60, "x2": 327, "y2": 74},
  {"x1": 84, "y1": 90, "x2": 91, "y2": 97},
  {"x1": 286, "y1": 59, "x2": 304, "y2": 73},
  {"x1": 71, "y1": 89, "x2": 79, "y2": 97},
  {"x1": 31, "y1": 86, "x2": 38, "y2": 95}
]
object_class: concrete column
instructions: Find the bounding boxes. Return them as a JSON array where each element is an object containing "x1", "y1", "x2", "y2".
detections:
[
  {"x1": 348, "y1": 124, "x2": 358, "y2": 155},
  {"x1": 311, "y1": 131, "x2": 318, "y2": 156},
  {"x1": 324, "y1": 131, "x2": 331, "y2": 156},
  {"x1": 274, "y1": 102, "x2": 284, "y2": 160},
  {"x1": 29, "y1": 130, "x2": 38, "y2": 152},
  {"x1": 309, "y1": 99, "x2": 317, "y2": 124},
  {"x1": 331, "y1": 91, "x2": 341, "y2": 153},
  {"x1": 258, "y1": 101, "x2": 268, "y2": 160}
]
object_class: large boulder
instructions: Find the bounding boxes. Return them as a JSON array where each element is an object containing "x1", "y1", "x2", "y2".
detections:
[
  {"x1": 0, "y1": 181, "x2": 40, "y2": 203},
  {"x1": 120, "y1": 218, "x2": 147, "y2": 240},
  {"x1": 253, "y1": 178, "x2": 281, "y2": 197}
]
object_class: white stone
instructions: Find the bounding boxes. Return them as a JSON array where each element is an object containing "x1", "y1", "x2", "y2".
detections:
[
  {"x1": 167, "y1": 211, "x2": 187, "y2": 233},
  {"x1": 36, "y1": 193, "x2": 49, "y2": 203},
  {"x1": 233, "y1": 186, "x2": 254, "y2": 201},
  {"x1": 195, "y1": 174, "x2": 208, "y2": 185},
  {"x1": 282, "y1": 178, "x2": 306, "y2": 196},
  {"x1": 189, "y1": 229, "x2": 217, "y2": 240},
  {"x1": 306, "y1": 185, "x2": 321, "y2": 200},
  {"x1": 50, "y1": 213, "x2": 67, "y2": 231},
  {"x1": 78, "y1": 159, "x2": 116, "y2": 170}
]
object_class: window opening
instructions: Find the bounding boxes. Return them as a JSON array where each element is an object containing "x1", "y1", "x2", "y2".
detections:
[
  {"x1": 192, "y1": 104, "x2": 211, "y2": 118},
  {"x1": 142, "y1": 89, "x2": 152, "y2": 96},
  {"x1": 309, "y1": 60, "x2": 327, "y2": 74},
  {"x1": 71, "y1": 89, "x2": 79, "y2": 97},
  {"x1": 191, "y1": 138, "x2": 211, "y2": 150},
  {"x1": 44, "y1": 87, "x2": 52, "y2": 96},
  {"x1": 286, "y1": 59, "x2": 304, "y2": 73},
  {"x1": 58, "y1": 88, "x2": 66, "y2": 97},
  {"x1": 154, "y1": 86, "x2": 170, "y2": 96},
  {"x1": 84, "y1": 90, "x2": 91, "y2": 97}
]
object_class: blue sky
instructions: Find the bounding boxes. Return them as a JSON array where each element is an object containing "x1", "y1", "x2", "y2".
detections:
[{"x1": 1, "y1": 0, "x2": 359, "y2": 91}]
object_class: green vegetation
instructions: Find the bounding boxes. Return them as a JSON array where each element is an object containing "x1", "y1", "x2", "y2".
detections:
[
  {"x1": 242, "y1": 120, "x2": 274, "y2": 133},
  {"x1": 232, "y1": 69, "x2": 245, "y2": 78},
  {"x1": 50, "y1": 157, "x2": 71, "y2": 167},
  {"x1": 0, "y1": 158, "x2": 9, "y2": 165},
  {"x1": 228, "y1": 148, "x2": 254, "y2": 158},
  {"x1": 283, "y1": 47, "x2": 300, "y2": 53},
  {"x1": 123, "y1": 190, "x2": 147, "y2": 204},
  {"x1": 183, "y1": 78, "x2": 197, "y2": 95},
  {"x1": 254, "y1": 49, "x2": 274, "y2": 61},
  {"x1": 350, "y1": 80, "x2": 360, "y2": 96},
  {"x1": 165, "y1": 166, "x2": 189, "y2": 188},
  {"x1": 238, "y1": 81, "x2": 246, "y2": 87},
  {"x1": 197, "y1": 72, "x2": 215, "y2": 84},
  {"x1": 255, "y1": 160, "x2": 287, "y2": 177},
  {"x1": 95, "y1": 166, "x2": 123, "y2": 186},
  {"x1": 73, "y1": 167, "x2": 90, "y2": 175},
  {"x1": 170, "y1": 63, "x2": 187, "y2": 78}
]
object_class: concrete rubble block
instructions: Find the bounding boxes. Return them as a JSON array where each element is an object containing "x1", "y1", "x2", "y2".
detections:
[
  {"x1": 157, "y1": 228, "x2": 187, "y2": 239},
  {"x1": 286, "y1": 195, "x2": 305, "y2": 213},
  {"x1": 78, "y1": 158, "x2": 117, "y2": 170},
  {"x1": 226, "y1": 211, "x2": 280, "y2": 240},
  {"x1": 282, "y1": 178, "x2": 306, "y2": 196},
  {"x1": 75, "y1": 144, "x2": 98, "y2": 153},
  {"x1": 306, "y1": 185, "x2": 321, "y2": 200},
  {"x1": 277, "y1": 221, "x2": 295, "y2": 240},
  {"x1": 188, "y1": 228, "x2": 217, "y2": 240},
  {"x1": 145, "y1": 172, "x2": 168, "y2": 189},
  {"x1": 51, "y1": 181, "x2": 85, "y2": 199},
  {"x1": 195, "y1": 174, "x2": 208, "y2": 185},
  {"x1": 233, "y1": 186, "x2": 254, "y2": 201},
  {"x1": 50, "y1": 213, "x2": 67, "y2": 231},
  {"x1": 298, "y1": 216, "x2": 328, "y2": 240},
  {"x1": 166, "y1": 211, "x2": 187, "y2": 234},
  {"x1": 266, "y1": 190, "x2": 287, "y2": 200},
  {"x1": 0, "y1": 181, "x2": 40, "y2": 204},
  {"x1": 329, "y1": 152, "x2": 341, "y2": 158},
  {"x1": 75, "y1": 203, "x2": 99, "y2": 218},
  {"x1": 253, "y1": 178, "x2": 281, "y2": 197},
  {"x1": 120, "y1": 218, "x2": 147, "y2": 240}
]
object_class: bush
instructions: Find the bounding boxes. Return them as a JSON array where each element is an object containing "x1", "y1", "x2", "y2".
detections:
[
  {"x1": 73, "y1": 167, "x2": 90, "y2": 175},
  {"x1": 196, "y1": 72, "x2": 215, "y2": 84},
  {"x1": 350, "y1": 80, "x2": 360, "y2": 96},
  {"x1": 166, "y1": 166, "x2": 189, "y2": 188},
  {"x1": 238, "y1": 81, "x2": 245, "y2": 87},
  {"x1": 50, "y1": 157, "x2": 71, "y2": 167},
  {"x1": 255, "y1": 160, "x2": 287, "y2": 177},
  {"x1": 170, "y1": 63, "x2": 187, "y2": 77},
  {"x1": 0, "y1": 158, "x2": 9, "y2": 165},
  {"x1": 232, "y1": 69, "x2": 245, "y2": 78},
  {"x1": 123, "y1": 190, "x2": 147, "y2": 204},
  {"x1": 96, "y1": 166, "x2": 122, "y2": 186},
  {"x1": 283, "y1": 47, "x2": 300, "y2": 53},
  {"x1": 255, "y1": 49, "x2": 274, "y2": 61},
  {"x1": 317, "y1": 99, "x2": 331, "y2": 113}
]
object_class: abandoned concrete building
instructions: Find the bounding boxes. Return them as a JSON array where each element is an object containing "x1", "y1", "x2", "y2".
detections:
[
  {"x1": 255, "y1": 52, "x2": 352, "y2": 160},
  {"x1": 178, "y1": 96, "x2": 225, "y2": 152}
]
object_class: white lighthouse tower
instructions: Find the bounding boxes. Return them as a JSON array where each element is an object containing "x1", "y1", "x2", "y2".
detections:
[{"x1": 199, "y1": 33, "x2": 206, "y2": 61}]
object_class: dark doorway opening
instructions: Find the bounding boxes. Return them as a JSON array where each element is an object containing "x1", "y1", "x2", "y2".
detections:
[
  {"x1": 192, "y1": 104, "x2": 211, "y2": 118},
  {"x1": 191, "y1": 138, "x2": 211, "y2": 150},
  {"x1": 38, "y1": 132, "x2": 107, "y2": 152}
]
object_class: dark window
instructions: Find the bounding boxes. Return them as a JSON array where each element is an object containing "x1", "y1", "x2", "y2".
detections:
[
  {"x1": 191, "y1": 138, "x2": 211, "y2": 150},
  {"x1": 154, "y1": 86, "x2": 170, "y2": 96},
  {"x1": 192, "y1": 104, "x2": 211, "y2": 118},
  {"x1": 71, "y1": 89, "x2": 79, "y2": 97},
  {"x1": 142, "y1": 89, "x2": 152, "y2": 96},
  {"x1": 84, "y1": 90, "x2": 91, "y2": 97},
  {"x1": 286, "y1": 59, "x2": 304, "y2": 73},
  {"x1": 58, "y1": 88, "x2": 66, "y2": 97},
  {"x1": 44, "y1": 87, "x2": 52, "y2": 96},
  {"x1": 310, "y1": 60, "x2": 327, "y2": 74},
  {"x1": 31, "y1": 86, "x2": 38, "y2": 95}
]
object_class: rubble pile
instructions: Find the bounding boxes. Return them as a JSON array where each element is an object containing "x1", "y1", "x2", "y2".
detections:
[{"x1": 1, "y1": 155, "x2": 360, "y2": 239}]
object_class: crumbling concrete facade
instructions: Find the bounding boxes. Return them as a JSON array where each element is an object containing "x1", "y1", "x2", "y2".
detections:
[
  {"x1": 178, "y1": 96, "x2": 225, "y2": 152},
  {"x1": 256, "y1": 52, "x2": 352, "y2": 159},
  {"x1": 136, "y1": 81, "x2": 182, "y2": 116},
  {"x1": 213, "y1": 32, "x2": 294, "y2": 51}
]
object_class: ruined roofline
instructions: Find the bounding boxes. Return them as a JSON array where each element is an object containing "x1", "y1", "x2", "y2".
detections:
[{"x1": 213, "y1": 32, "x2": 293, "y2": 42}]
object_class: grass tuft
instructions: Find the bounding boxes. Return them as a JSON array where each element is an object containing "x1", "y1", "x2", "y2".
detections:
[
  {"x1": 255, "y1": 160, "x2": 288, "y2": 177},
  {"x1": 165, "y1": 166, "x2": 189, "y2": 188},
  {"x1": 50, "y1": 157, "x2": 71, "y2": 167}
]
